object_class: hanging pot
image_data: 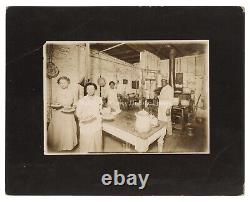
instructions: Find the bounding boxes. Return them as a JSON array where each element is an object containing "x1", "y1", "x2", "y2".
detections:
[
  {"x1": 97, "y1": 77, "x2": 106, "y2": 87},
  {"x1": 47, "y1": 61, "x2": 59, "y2": 79}
]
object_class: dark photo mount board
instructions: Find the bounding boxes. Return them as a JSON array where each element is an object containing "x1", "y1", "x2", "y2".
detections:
[{"x1": 6, "y1": 7, "x2": 244, "y2": 195}]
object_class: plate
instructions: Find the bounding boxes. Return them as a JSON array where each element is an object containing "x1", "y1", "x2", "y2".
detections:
[
  {"x1": 152, "y1": 124, "x2": 160, "y2": 128},
  {"x1": 80, "y1": 115, "x2": 95, "y2": 122},
  {"x1": 61, "y1": 108, "x2": 75, "y2": 113},
  {"x1": 102, "y1": 114, "x2": 115, "y2": 121},
  {"x1": 50, "y1": 104, "x2": 62, "y2": 108}
]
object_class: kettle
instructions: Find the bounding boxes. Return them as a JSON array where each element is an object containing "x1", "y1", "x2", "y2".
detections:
[{"x1": 135, "y1": 110, "x2": 151, "y2": 133}]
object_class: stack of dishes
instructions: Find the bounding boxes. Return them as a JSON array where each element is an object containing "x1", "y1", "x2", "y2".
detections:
[
  {"x1": 101, "y1": 107, "x2": 115, "y2": 121},
  {"x1": 61, "y1": 106, "x2": 75, "y2": 113},
  {"x1": 50, "y1": 103, "x2": 62, "y2": 109}
]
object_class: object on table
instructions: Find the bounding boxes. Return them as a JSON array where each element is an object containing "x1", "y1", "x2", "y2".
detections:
[
  {"x1": 135, "y1": 110, "x2": 152, "y2": 133},
  {"x1": 149, "y1": 114, "x2": 159, "y2": 127},
  {"x1": 101, "y1": 106, "x2": 120, "y2": 117},
  {"x1": 101, "y1": 107, "x2": 116, "y2": 121},
  {"x1": 101, "y1": 107, "x2": 111, "y2": 116}
]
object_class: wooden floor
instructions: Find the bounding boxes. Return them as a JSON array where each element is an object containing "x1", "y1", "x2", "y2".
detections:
[
  {"x1": 102, "y1": 121, "x2": 208, "y2": 153},
  {"x1": 47, "y1": 120, "x2": 208, "y2": 154}
]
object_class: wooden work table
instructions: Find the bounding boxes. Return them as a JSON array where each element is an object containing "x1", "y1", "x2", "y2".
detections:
[{"x1": 102, "y1": 110, "x2": 167, "y2": 152}]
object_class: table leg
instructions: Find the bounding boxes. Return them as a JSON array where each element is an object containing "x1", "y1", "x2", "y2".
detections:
[
  {"x1": 122, "y1": 142, "x2": 131, "y2": 152},
  {"x1": 157, "y1": 133, "x2": 166, "y2": 152},
  {"x1": 135, "y1": 140, "x2": 149, "y2": 152}
]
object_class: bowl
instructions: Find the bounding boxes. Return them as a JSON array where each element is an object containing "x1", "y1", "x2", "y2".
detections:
[
  {"x1": 61, "y1": 107, "x2": 75, "y2": 113},
  {"x1": 50, "y1": 103, "x2": 62, "y2": 109},
  {"x1": 102, "y1": 114, "x2": 115, "y2": 121},
  {"x1": 151, "y1": 117, "x2": 159, "y2": 127},
  {"x1": 101, "y1": 107, "x2": 111, "y2": 116},
  {"x1": 63, "y1": 106, "x2": 72, "y2": 109}
]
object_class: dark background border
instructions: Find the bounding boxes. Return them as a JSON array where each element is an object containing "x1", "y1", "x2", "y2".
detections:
[{"x1": 6, "y1": 7, "x2": 244, "y2": 195}]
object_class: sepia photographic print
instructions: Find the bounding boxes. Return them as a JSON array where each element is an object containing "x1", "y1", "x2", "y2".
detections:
[
  {"x1": 44, "y1": 40, "x2": 209, "y2": 155},
  {"x1": 6, "y1": 6, "x2": 244, "y2": 195}
]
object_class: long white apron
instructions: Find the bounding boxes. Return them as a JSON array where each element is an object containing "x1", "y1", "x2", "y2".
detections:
[
  {"x1": 76, "y1": 95, "x2": 103, "y2": 152},
  {"x1": 158, "y1": 85, "x2": 174, "y2": 135},
  {"x1": 48, "y1": 88, "x2": 77, "y2": 151},
  {"x1": 106, "y1": 89, "x2": 120, "y2": 112}
]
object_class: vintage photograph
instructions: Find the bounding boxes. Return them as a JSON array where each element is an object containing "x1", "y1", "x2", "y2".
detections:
[{"x1": 44, "y1": 40, "x2": 209, "y2": 154}]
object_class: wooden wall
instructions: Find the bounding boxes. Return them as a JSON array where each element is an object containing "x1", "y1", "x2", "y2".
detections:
[
  {"x1": 45, "y1": 44, "x2": 86, "y2": 123},
  {"x1": 159, "y1": 54, "x2": 208, "y2": 110},
  {"x1": 47, "y1": 44, "x2": 86, "y2": 102},
  {"x1": 45, "y1": 44, "x2": 208, "y2": 121},
  {"x1": 90, "y1": 51, "x2": 140, "y2": 96}
]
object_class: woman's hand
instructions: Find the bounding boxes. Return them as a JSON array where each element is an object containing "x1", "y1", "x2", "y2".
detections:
[
  {"x1": 50, "y1": 103, "x2": 62, "y2": 110},
  {"x1": 80, "y1": 114, "x2": 96, "y2": 123}
]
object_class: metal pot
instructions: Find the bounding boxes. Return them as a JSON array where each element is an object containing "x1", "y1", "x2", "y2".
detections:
[
  {"x1": 97, "y1": 77, "x2": 106, "y2": 87},
  {"x1": 186, "y1": 126, "x2": 195, "y2": 136}
]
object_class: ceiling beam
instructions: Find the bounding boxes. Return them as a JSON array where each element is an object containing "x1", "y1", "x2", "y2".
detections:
[
  {"x1": 125, "y1": 44, "x2": 144, "y2": 52},
  {"x1": 145, "y1": 43, "x2": 166, "y2": 59},
  {"x1": 168, "y1": 44, "x2": 187, "y2": 57},
  {"x1": 127, "y1": 58, "x2": 140, "y2": 63},
  {"x1": 127, "y1": 43, "x2": 166, "y2": 59},
  {"x1": 99, "y1": 43, "x2": 125, "y2": 53},
  {"x1": 107, "y1": 49, "x2": 136, "y2": 56},
  {"x1": 119, "y1": 54, "x2": 140, "y2": 60}
]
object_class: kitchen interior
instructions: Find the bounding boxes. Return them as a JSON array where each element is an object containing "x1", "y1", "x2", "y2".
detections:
[{"x1": 46, "y1": 41, "x2": 209, "y2": 153}]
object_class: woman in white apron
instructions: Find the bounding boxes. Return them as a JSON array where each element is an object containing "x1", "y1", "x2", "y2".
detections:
[
  {"x1": 104, "y1": 81, "x2": 121, "y2": 113},
  {"x1": 75, "y1": 83, "x2": 103, "y2": 153},
  {"x1": 158, "y1": 80, "x2": 174, "y2": 136},
  {"x1": 48, "y1": 76, "x2": 77, "y2": 151}
]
